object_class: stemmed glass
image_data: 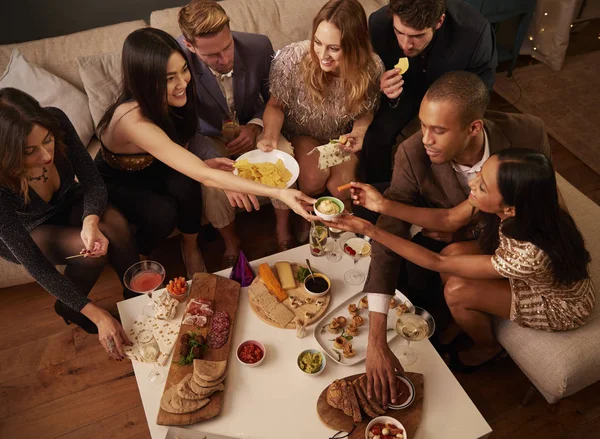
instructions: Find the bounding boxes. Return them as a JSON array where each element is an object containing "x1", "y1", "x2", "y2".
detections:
[
  {"x1": 123, "y1": 260, "x2": 166, "y2": 317},
  {"x1": 393, "y1": 306, "x2": 436, "y2": 366},
  {"x1": 326, "y1": 226, "x2": 343, "y2": 262},
  {"x1": 340, "y1": 234, "x2": 372, "y2": 285},
  {"x1": 138, "y1": 330, "x2": 167, "y2": 384}
]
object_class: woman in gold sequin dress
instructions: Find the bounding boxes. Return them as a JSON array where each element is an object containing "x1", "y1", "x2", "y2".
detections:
[
  {"x1": 95, "y1": 29, "x2": 317, "y2": 276},
  {"x1": 257, "y1": 0, "x2": 384, "y2": 210},
  {"x1": 326, "y1": 149, "x2": 595, "y2": 371}
]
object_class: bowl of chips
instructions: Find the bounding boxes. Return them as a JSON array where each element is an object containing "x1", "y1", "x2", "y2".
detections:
[{"x1": 233, "y1": 150, "x2": 299, "y2": 189}]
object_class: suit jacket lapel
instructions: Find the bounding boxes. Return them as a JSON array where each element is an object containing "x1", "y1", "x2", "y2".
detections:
[
  {"x1": 193, "y1": 56, "x2": 229, "y2": 114},
  {"x1": 232, "y1": 44, "x2": 246, "y2": 116},
  {"x1": 485, "y1": 118, "x2": 512, "y2": 153}
]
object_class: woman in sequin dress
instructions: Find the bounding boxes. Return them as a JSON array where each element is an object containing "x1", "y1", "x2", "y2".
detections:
[
  {"x1": 326, "y1": 149, "x2": 595, "y2": 371},
  {"x1": 257, "y1": 0, "x2": 384, "y2": 209},
  {"x1": 95, "y1": 28, "x2": 317, "y2": 276}
]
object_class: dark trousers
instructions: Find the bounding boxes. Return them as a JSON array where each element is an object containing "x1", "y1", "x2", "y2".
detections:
[
  {"x1": 360, "y1": 88, "x2": 425, "y2": 184},
  {"x1": 97, "y1": 160, "x2": 203, "y2": 255}
]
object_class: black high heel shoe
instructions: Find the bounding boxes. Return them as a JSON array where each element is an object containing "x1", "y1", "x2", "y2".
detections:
[{"x1": 54, "y1": 300, "x2": 98, "y2": 334}]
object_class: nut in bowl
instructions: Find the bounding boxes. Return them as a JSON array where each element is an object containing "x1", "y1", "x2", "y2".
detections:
[
  {"x1": 314, "y1": 196, "x2": 345, "y2": 221},
  {"x1": 303, "y1": 273, "x2": 331, "y2": 297},
  {"x1": 297, "y1": 349, "x2": 326, "y2": 376},
  {"x1": 366, "y1": 416, "x2": 407, "y2": 439},
  {"x1": 236, "y1": 340, "x2": 266, "y2": 367}
]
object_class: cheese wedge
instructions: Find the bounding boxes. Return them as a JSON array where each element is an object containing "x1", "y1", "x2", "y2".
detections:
[
  {"x1": 258, "y1": 263, "x2": 288, "y2": 302},
  {"x1": 394, "y1": 57, "x2": 409, "y2": 74},
  {"x1": 275, "y1": 261, "x2": 295, "y2": 290}
]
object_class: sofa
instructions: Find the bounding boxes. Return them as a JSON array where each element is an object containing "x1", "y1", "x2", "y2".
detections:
[{"x1": 1, "y1": 0, "x2": 599, "y2": 405}]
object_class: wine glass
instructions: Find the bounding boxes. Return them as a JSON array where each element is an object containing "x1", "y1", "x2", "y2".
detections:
[
  {"x1": 123, "y1": 260, "x2": 166, "y2": 317},
  {"x1": 340, "y1": 235, "x2": 372, "y2": 285},
  {"x1": 138, "y1": 330, "x2": 167, "y2": 384},
  {"x1": 393, "y1": 306, "x2": 436, "y2": 366},
  {"x1": 222, "y1": 111, "x2": 240, "y2": 144},
  {"x1": 326, "y1": 226, "x2": 343, "y2": 262}
]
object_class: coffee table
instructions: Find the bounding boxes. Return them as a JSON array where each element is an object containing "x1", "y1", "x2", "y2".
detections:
[{"x1": 118, "y1": 244, "x2": 492, "y2": 439}]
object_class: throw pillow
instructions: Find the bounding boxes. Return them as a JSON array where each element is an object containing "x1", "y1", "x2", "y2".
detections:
[
  {"x1": 0, "y1": 49, "x2": 95, "y2": 146},
  {"x1": 77, "y1": 51, "x2": 122, "y2": 129}
]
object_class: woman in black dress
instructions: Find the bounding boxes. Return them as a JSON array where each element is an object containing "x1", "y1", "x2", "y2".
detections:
[{"x1": 0, "y1": 88, "x2": 139, "y2": 360}]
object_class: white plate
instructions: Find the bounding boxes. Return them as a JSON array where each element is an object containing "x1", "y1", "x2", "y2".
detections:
[
  {"x1": 314, "y1": 290, "x2": 414, "y2": 366},
  {"x1": 233, "y1": 149, "x2": 299, "y2": 188}
]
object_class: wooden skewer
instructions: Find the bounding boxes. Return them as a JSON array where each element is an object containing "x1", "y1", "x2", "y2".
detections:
[{"x1": 65, "y1": 253, "x2": 87, "y2": 260}]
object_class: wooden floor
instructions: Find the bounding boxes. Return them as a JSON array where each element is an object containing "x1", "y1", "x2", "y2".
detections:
[{"x1": 2, "y1": 22, "x2": 600, "y2": 439}]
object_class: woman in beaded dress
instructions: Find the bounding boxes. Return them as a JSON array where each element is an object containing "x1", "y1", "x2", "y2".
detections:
[
  {"x1": 257, "y1": 0, "x2": 384, "y2": 209},
  {"x1": 0, "y1": 88, "x2": 139, "y2": 360},
  {"x1": 96, "y1": 28, "x2": 317, "y2": 276},
  {"x1": 326, "y1": 149, "x2": 595, "y2": 371}
]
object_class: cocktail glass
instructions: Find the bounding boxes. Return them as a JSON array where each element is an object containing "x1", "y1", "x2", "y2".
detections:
[
  {"x1": 326, "y1": 226, "x2": 343, "y2": 262},
  {"x1": 123, "y1": 260, "x2": 165, "y2": 317},
  {"x1": 309, "y1": 222, "x2": 328, "y2": 257},
  {"x1": 138, "y1": 330, "x2": 166, "y2": 384},
  {"x1": 340, "y1": 235, "x2": 371, "y2": 285},
  {"x1": 393, "y1": 306, "x2": 436, "y2": 366}
]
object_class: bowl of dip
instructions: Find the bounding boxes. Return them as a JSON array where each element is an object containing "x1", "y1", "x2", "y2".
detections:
[
  {"x1": 303, "y1": 273, "x2": 331, "y2": 297},
  {"x1": 314, "y1": 196, "x2": 345, "y2": 221},
  {"x1": 297, "y1": 349, "x2": 326, "y2": 376}
]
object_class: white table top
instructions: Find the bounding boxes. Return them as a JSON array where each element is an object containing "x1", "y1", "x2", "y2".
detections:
[{"x1": 118, "y1": 245, "x2": 492, "y2": 439}]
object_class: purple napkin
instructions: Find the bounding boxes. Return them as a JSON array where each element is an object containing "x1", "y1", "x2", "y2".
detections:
[{"x1": 229, "y1": 250, "x2": 255, "y2": 287}]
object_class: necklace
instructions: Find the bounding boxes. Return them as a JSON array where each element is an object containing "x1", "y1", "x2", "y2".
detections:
[{"x1": 27, "y1": 167, "x2": 49, "y2": 183}]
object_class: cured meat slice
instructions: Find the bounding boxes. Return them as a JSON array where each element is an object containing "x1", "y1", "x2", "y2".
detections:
[{"x1": 207, "y1": 311, "x2": 230, "y2": 349}]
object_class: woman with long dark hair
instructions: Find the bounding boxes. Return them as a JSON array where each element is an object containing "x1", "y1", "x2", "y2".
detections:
[
  {"x1": 327, "y1": 149, "x2": 595, "y2": 370},
  {"x1": 96, "y1": 28, "x2": 316, "y2": 275},
  {"x1": 0, "y1": 88, "x2": 139, "y2": 360}
]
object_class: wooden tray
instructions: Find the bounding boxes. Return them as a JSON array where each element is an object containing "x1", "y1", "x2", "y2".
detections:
[
  {"x1": 316, "y1": 373, "x2": 424, "y2": 438},
  {"x1": 248, "y1": 263, "x2": 330, "y2": 329},
  {"x1": 156, "y1": 273, "x2": 240, "y2": 426}
]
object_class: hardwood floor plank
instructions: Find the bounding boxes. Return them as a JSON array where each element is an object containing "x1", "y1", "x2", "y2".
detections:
[
  {"x1": 0, "y1": 375, "x2": 141, "y2": 439},
  {"x1": 0, "y1": 349, "x2": 133, "y2": 419},
  {"x1": 0, "y1": 329, "x2": 75, "y2": 384},
  {"x1": 0, "y1": 305, "x2": 72, "y2": 351},
  {"x1": 56, "y1": 405, "x2": 150, "y2": 439}
]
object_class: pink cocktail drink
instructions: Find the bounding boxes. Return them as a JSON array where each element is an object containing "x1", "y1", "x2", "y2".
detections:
[{"x1": 130, "y1": 271, "x2": 163, "y2": 293}]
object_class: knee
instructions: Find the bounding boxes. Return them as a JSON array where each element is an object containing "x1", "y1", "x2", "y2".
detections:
[
  {"x1": 299, "y1": 171, "x2": 326, "y2": 195},
  {"x1": 99, "y1": 206, "x2": 131, "y2": 238},
  {"x1": 444, "y1": 276, "x2": 473, "y2": 308}
]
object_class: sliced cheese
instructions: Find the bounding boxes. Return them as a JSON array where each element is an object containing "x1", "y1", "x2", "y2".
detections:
[
  {"x1": 258, "y1": 263, "x2": 288, "y2": 302},
  {"x1": 275, "y1": 261, "x2": 296, "y2": 290}
]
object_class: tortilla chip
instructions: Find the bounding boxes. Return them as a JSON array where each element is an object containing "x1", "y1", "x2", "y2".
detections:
[{"x1": 234, "y1": 158, "x2": 292, "y2": 187}]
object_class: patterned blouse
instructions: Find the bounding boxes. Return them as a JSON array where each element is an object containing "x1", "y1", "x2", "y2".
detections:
[
  {"x1": 269, "y1": 40, "x2": 384, "y2": 144},
  {"x1": 491, "y1": 224, "x2": 595, "y2": 331}
]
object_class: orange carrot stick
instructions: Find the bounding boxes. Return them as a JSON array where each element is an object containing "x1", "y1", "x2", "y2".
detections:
[{"x1": 337, "y1": 183, "x2": 352, "y2": 192}]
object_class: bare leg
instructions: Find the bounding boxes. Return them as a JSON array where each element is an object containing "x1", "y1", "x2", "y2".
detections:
[
  {"x1": 181, "y1": 233, "x2": 206, "y2": 275},
  {"x1": 274, "y1": 207, "x2": 292, "y2": 246},
  {"x1": 326, "y1": 153, "x2": 359, "y2": 212},
  {"x1": 217, "y1": 222, "x2": 241, "y2": 258},
  {"x1": 292, "y1": 136, "x2": 330, "y2": 196},
  {"x1": 444, "y1": 276, "x2": 511, "y2": 365}
]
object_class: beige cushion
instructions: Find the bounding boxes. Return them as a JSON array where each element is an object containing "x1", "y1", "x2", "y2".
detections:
[
  {"x1": 0, "y1": 20, "x2": 146, "y2": 91},
  {"x1": 0, "y1": 49, "x2": 94, "y2": 145},
  {"x1": 77, "y1": 51, "x2": 122, "y2": 129},
  {"x1": 151, "y1": 0, "x2": 387, "y2": 50},
  {"x1": 494, "y1": 173, "x2": 600, "y2": 403}
]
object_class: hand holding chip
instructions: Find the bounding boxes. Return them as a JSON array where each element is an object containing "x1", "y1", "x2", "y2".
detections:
[
  {"x1": 338, "y1": 133, "x2": 364, "y2": 154},
  {"x1": 380, "y1": 57, "x2": 409, "y2": 100}
]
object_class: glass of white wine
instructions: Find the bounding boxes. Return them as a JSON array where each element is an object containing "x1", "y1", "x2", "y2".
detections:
[
  {"x1": 138, "y1": 330, "x2": 166, "y2": 384},
  {"x1": 393, "y1": 306, "x2": 435, "y2": 366}
]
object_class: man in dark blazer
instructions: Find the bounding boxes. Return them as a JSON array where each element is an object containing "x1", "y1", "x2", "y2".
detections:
[
  {"x1": 177, "y1": 0, "x2": 294, "y2": 262},
  {"x1": 361, "y1": 0, "x2": 498, "y2": 183},
  {"x1": 362, "y1": 71, "x2": 550, "y2": 407}
]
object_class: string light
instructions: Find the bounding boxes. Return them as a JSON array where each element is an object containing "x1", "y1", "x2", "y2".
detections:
[{"x1": 529, "y1": 36, "x2": 534, "y2": 40}]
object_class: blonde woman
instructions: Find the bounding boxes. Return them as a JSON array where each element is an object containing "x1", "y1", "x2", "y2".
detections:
[{"x1": 258, "y1": 0, "x2": 384, "y2": 213}]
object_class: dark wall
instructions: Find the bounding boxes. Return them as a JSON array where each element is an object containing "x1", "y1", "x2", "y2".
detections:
[{"x1": 1, "y1": 0, "x2": 190, "y2": 45}]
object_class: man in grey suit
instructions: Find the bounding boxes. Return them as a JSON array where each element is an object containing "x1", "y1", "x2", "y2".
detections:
[{"x1": 177, "y1": 0, "x2": 294, "y2": 262}]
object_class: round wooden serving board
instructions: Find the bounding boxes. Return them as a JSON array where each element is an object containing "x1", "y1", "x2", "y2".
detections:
[
  {"x1": 317, "y1": 372, "x2": 424, "y2": 438},
  {"x1": 248, "y1": 263, "x2": 330, "y2": 329}
]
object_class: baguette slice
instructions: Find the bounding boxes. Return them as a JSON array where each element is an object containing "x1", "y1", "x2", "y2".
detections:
[
  {"x1": 352, "y1": 378, "x2": 378, "y2": 418},
  {"x1": 347, "y1": 380, "x2": 362, "y2": 423},
  {"x1": 339, "y1": 379, "x2": 354, "y2": 417}
]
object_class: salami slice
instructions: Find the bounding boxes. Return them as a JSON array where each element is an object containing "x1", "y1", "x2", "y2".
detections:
[{"x1": 207, "y1": 311, "x2": 230, "y2": 349}]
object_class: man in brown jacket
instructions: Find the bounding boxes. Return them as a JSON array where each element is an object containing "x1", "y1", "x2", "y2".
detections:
[{"x1": 364, "y1": 71, "x2": 551, "y2": 407}]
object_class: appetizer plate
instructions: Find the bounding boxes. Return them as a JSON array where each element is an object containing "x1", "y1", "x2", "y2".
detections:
[
  {"x1": 297, "y1": 348, "x2": 327, "y2": 376},
  {"x1": 233, "y1": 149, "x2": 299, "y2": 189},
  {"x1": 236, "y1": 340, "x2": 266, "y2": 367},
  {"x1": 365, "y1": 416, "x2": 408, "y2": 439},
  {"x1": 314, "y1": 290, "x2": 413, "y2": 366},
  {"x1": 314, "y1": 196, "x2": 345, "y2": 221}
]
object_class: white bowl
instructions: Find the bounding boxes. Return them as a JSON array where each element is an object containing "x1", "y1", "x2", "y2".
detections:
[
  {"x1": 387, "y1": 375, "x2": 416, "y2": 410},
  {"x1": 236, "y1": 340, "x2": 266, "y2": 367},
  {"x1": 313, "y1": 196, "x2": 345, "y2": 221},
  {"x1": 297, "y1": 349, "x2": 326, "y2": 376},
  {"x1": 365, "y1": 416, "x2": 408, "y2": 439},
  {"x1": 233, "y1": 149, "x2": 299, "y2": 188},
  {"x1": 303, "y1": 273, "x2": 331, "y2": 297}
]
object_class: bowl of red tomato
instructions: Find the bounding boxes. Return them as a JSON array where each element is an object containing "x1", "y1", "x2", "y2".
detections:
[
  {"x1": 365, "y1": 416, "x2": 407, "y2": 439},
  {"x1": 236, "y1": 340, "x2": 266, "y2": 367}
]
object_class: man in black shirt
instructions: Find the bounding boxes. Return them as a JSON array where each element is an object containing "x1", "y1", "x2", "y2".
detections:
[{"x1": 361, "y1": 0, "x2": 497, "y2": 183}]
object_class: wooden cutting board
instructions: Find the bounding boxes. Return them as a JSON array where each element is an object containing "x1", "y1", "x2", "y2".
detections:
[
  {"x1": 156, "y1": 273, "x2": 240, "y2": 426},
  {"x1": 248, "y1": 263, "x2": 331, "y2": 329},
  {"x1": 316, "y1": 373, "x2": 424, "y2": 438}
]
